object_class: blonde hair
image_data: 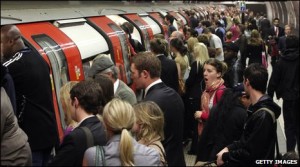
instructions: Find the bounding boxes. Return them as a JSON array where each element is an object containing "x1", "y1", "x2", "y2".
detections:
[
  {"x1": 193, "y1": 42, "x2": 210, "y2": 67},
  {"x1": 133, "y1": 101, "x2": 164, "y2": 143},
  {"x1": 60, "y1": 81, "x2": 79, "y2": 127},
  {"x1": 103, "y1": 98, "x2": 135, "y2": 166},
  {"x1": 187, "y1": 37, "x2": 199, "y2": 52}
]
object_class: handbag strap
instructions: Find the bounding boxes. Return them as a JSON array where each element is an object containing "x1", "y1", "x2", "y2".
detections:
[
  {"x1": 80, "y1": 127, "x2": 94, "y2": 148},
  {"x1": 95, "y1": 145, "x2": 106, "y2": 166}
]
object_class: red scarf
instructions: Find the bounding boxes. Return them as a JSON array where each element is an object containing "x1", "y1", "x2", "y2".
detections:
[{"x1": 201, "y1": 78, "x2": 224, "y2": 115}]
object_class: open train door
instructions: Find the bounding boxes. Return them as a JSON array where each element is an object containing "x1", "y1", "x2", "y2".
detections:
[
  {"x1": 121, "y1": 14, "x2": 154, "y2": 51},
  {"x1": 16, "y1": 22, "x2": 83, "y2": 143},
  {"x1": 148, "y1": 12, "x2": 169, "y2": 39},
  {"x1": 87, "y1": 16, "x2": 132, "y2": 85}
]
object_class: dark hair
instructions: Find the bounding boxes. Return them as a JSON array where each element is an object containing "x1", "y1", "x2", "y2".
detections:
[
  {"x1": 92, "y1": 74, "x2": 114, "y2": 106},
  {"x1": 150, "y1": 38, "x2": 166, "y2": 55},
  {"x1": 70, "y1": 80, "x2": 105, "y2": 115},
  {"x1": 165, "y1": 14, "x2": 175, "y2": 24},
  {"x1": 170, "y1": 38, "x2": 188, "y2": 56},
  {"x1": 197, "y1": 34, "x2": 210, "y2": 47},
  {"x1": 286, "y1": 35, "x2": 299, "y2": 49},
  {"x1": 243, "y1": 63, "x2": 268, "y2": 93},
  {"x1": 131, "y1": 52, "x2": 161, "y2": 79},
  {"x1": 204, "y1": 58, "x2": 228, "y2": 77}
]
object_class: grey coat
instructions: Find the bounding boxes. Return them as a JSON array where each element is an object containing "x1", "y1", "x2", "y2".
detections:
[
  {"x1": 1, "y1": 87, "x2": 32, "y2": 166},
  {"x1": 115, "y1": 80, "x2": 137, "y2": 105}
]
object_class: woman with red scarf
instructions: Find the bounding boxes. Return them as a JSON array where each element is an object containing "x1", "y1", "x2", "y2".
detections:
[{"x1": 194, "y1": 58, "x2": 228, "y2": 136}]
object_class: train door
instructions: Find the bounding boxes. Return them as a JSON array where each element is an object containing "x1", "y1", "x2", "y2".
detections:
[
  {"x1": 53, "y1": 18, "x2": 109, "y2": 80},
  {"x1": 168, "y1": 11, "x2": 184, "y2": 32},
  {"x1": 16, "y1": 22, "x2": 83, "y2": 143},
  {"x1": 139, "y1": 13, "x2": 162, "y2": 37},
  {"x1": 149, "y1": 12, "x2": 169, "y2": 39},
  {"x1": 87, "y1": 16, "x2": 131, "y2": 85},
  {"x1": 121, "y1": 14, "x2": 154, "y2": 51}
]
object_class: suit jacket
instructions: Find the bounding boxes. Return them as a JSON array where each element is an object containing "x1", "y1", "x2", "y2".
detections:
[
  {"x1": 157, "y1": 54, "x2": 179, "y2": 92},
  {"x1": 48, "y1": 116, "x2": 107, "y2": 166},
  {"x1": 144, "y1": 82, "x2": 186, "y2": 166},
  {"x1": 269, "y1": 26, "x2": 285, "y2": 42},
  {"x1": 115, "y1": 80, "x2": 137, "y2": 105}
]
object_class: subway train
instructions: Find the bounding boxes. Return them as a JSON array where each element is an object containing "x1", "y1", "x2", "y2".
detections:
[{"x1": 1, "y1": 1, "x2": 299, "y2": 142}]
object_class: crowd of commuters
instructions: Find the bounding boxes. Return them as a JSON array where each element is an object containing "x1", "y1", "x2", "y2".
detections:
[{"x1": 1, "y1": 4, "x2": 299, "y2": 166}]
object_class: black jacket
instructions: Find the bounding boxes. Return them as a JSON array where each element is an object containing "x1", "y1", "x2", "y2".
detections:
[
  {"x1": 268, "y1": 48, "x2": 299, "y2": 100},
  {"x1": 3, "y1": 48, "x2": 58, "y2": 151},
  {"x1": 144, "y1": 82, "x2": 186, "y2": 166},
  {"x1": 48, "y1": 116, "x2": 107, "y2": 166},
  {"x1": 157, "y1": 55, "x2": 179, "y2": 92},
  {"x1": 222, "y1": 95, "x2": 281, "y2": 166}
]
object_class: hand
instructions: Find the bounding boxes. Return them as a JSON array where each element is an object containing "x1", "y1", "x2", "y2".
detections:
[
  {"x1": 194, "y1": 111, "x2": 202, "y2": 119},
  {"x1": 216, "y1": 147, "x2": 229, "y2": 166}
]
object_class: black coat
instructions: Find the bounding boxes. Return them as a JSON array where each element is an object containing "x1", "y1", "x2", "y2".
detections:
[
  {"x1": 268, "y1": 48, "x2": 299, "y2": 100},
  {"x1": 157, "y1": 55, "x2": 179, "y2": 92},
  {"x1": 222, "y1": 95, "x2": 281, "y2": 166},
  {"x1": 48, "y1": 116, "x2": 107, "y2": 166},
  {"x1": 144, "y1": 82, "x2": 186, "y2": 166},
  {"x1": 196, "y1": 103, "x2": 247, "y2": 162},
  {"x1": 3, "y1": 48, "x2": 58, "y2": 151}
]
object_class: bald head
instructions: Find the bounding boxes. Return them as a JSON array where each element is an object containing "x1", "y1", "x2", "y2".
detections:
[
  {"x1": 1, "y1": 25, "x2": 25, "y2": 60},
  {"x1": 169, "y1": 31, "x2": 184, "y2": 41}
]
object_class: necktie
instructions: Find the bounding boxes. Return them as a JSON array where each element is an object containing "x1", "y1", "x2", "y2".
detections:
[{"x1": 275, "y1": 27, "x2": 278, "y2": 37}]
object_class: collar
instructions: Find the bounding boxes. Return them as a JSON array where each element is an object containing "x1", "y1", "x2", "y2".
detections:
[
  {"x1": 156, "y1": 54, "x2": 164, "y2": 57},
  {"x1": 75, "y1": 115, "x2": 95, "y2": 128},
  {"x1": 114, "y1": 79, "x2": 120, "y2": 94},
  {"x1": 144, "y1": 79, "x2": 162, "y2": 97}
]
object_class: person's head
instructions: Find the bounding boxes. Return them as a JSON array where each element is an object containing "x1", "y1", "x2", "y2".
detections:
[
  {"x1": 121, "y1": 22, "x2": 134, "y2": 34},
  {"x1": 150, "y1": 38, "x2": 167, "y2": 55},
  {"x1": 243, "y1": 63, "x2": 268, "y2": 94},
  {"x1": 286, "y1": 35, "x2": 299, "y2": 49},
  {"x1": 130, "y1": 52, "x2": 161, "y2": 90},
  {"x1": 132, "y1": 101, "x2": 164, "y2": 143},
  {"x1": 92, "y1": 73, "x2": 114, "y2": 105},
  {"x1": 193, "y1": 42, "x2": 210, "y2": 65},
  {"x1": 203, "y1": 58, "x2": 228, "y2": 87},
  {"x1": 70, "y1": 80, "x2": 105, "y2": 120},
  {"x1": 102, "y1": 98, "x2": 135, "y2": 166},
  {"x1": 202, "y1": 27, "x2": 212, "y2": 39},
  {"x1": 187, "y1": 37, "x2": 199, "y2": 52},
  {"x1": 225, "y1": 31, "x2": 233, "y2": 41},
  {"x1": 169, "y1": 31, "x2": 185, "y2": 41},
  {"x1": 233, "y1": 18, "x2": 240, "y2": 25},
  {"x1": 223, "y1": 42, "x2": 239, "y2": 61},
  {"x1": 165, "y1": 14, "x2": 175, "y2": 25},
  {"x1": 232, "y1": 83, "x2": 251, "y2": 108},
  {"x1": 250, "y1": 29, "x2": 260, "y2": 39},
  {"x1": 169, "y1": 38, "x2": 187, "y2": 56},
  {"x1": 60, "y1": 81, "x2": 79, "y2": 126},
  {"x1": 153, "y1": 33, "x2": 165, "y2": 39},
  {"x1": 88, "y1": 54, "x2": 118, "y2": 82},
  {"x1": 1, "y1": 25, "x2": 26, "y2": 61},
  {"x1": 197, "y1": 34, "x2": 210, "y2": 47},
  {"x1": 273, "y1": 18, "x2": 280, "y2": 27},
  {"x1": 284, "y1": 25, "x2": 292, "y2": 36}
]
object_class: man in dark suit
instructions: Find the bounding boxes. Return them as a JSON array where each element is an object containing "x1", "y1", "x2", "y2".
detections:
[
  {"x1": 48, "y1": 80, "x2": 107, "y2": 166},
  {"x1": 268, "y1": 18, "x2": 285, "y2": 67},
  {"x1": 130, "y1": 52, "x2": 186, "y2": 166},
  {"x1": 278, "y1": 24, "x2": 292, "y2": 55},
  {"x1": 150, "y1": 38, "x2": 179, "y2": 92}
]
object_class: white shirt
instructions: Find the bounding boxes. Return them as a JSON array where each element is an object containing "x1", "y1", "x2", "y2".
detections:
[
  {"x1": 75, "y1": 115, "x2": 95, "y2": 128},
  {"x1": 114, "y1": 79, "x2": 120, "y2": 94},
  {"x1": 144, "y1": 79, "x2": 162, "y2": 98}
]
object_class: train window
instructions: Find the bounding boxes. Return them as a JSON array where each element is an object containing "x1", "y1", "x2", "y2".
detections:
[
  {"x1": 140, "y1": 15, "x2": 162, "y2": 35},
  {"x1": 54, "y1": 18, "x2": 109, "y2": 60},
  {"x1": 176, "y1": 12, "x2": 187, "y2": 25},
  {"x1": 33, "y1": 34, "x2": 69, "y2": 129},
  {"x1": 133, "y1": 20, "x2": 151, "y2": 51},
  {"x1": 106, "y1": 15, "x2": 143, "y2": 44},
  {"x1": 108, "y1": 23, "x2": 132, "y2": 85}
]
